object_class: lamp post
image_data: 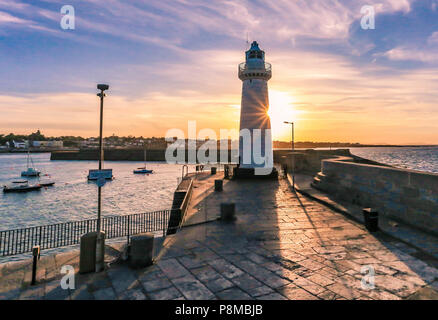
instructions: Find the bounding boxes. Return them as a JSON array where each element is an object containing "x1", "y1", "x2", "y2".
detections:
[
  {"x1": 95, "y1": 84, "x2": 108, "y2": 273},
  {"x1": 96, "y1": 84, "x2": 109, "y2": 232},
  {"x1": 284, "y1": 121, "x2": 295, "y2": 190}
]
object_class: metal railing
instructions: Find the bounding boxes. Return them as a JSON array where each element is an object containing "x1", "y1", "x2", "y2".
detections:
[
  {"x1": 179, "y1": 178, "x2": 194, "y2": 227},
  {"x1": 238, "y1": 61, "x2": 272, "y2": 73},
  {"x1": 0, "y1": 210, "x2": 171, "y2": 257}
]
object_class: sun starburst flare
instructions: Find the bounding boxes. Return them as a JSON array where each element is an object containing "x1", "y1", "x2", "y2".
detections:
[{"x1": 268, "y1": 90, "x2": 300, "y2": 141}]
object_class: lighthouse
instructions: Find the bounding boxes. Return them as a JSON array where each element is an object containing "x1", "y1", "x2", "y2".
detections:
[{"x1": 237, "y1": 41, "x2": 274, "y2": 176}]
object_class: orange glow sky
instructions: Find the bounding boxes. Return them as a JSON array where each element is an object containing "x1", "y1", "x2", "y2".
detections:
[{"x1": 1, "y1": 0, "x2": 438, "y2": 144}]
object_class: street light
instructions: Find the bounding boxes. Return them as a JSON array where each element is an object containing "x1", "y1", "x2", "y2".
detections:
[
  {"x1": 284, "y1": 121, "x2": 295, "y2": 190},
  {"x1": 95, "y1": 84, "x2": 109, "y2": 273},
  {"x1": 96, "y1": 84, "x2": 109, "y2": 232},
  {"x1": 283, "y1": 121, "x2": 294, "y2": 151}
]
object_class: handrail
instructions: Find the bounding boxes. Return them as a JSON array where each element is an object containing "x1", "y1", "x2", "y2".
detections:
[
  {"x1": 178, "y1": 178, "x2": 194, "y2": 228},
  {"x1": 0, "y1": 210, "x2": 172, "y2": 257},
  {"x1": 182, "y1": 164, "x2": 188, "y2": 178}
]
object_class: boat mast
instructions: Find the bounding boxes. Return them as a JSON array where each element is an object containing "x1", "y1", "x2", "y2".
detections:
[
  {"x1": 27, "y1": 145, "x2": 30, "y2": 169},
  {"x1": 30, "y1": 152, "x2": 35, "y2": 169},
  {"x1": 144, "y1": 143, "x2": 147, "y2": 169}
]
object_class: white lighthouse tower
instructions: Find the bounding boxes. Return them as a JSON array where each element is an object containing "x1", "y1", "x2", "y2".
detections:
[{"x1": 238, "y1": 41, "x2": 274, "y2": 176}]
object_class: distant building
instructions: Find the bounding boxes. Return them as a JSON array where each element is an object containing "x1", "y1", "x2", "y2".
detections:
[
  {"x1": 80, "y1": 139, "x2": 99, "y2": 148},
  {"x1": 32, "y1": 141, "x2": 63, "y2": 148},
  {"x1": 12, "y1": 140, "x2": 27, "y2": 149}
]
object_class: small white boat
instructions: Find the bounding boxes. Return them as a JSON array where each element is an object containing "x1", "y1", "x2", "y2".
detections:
[{"x1": 3, "y1": 182, "x2": 42, "y2": 193}]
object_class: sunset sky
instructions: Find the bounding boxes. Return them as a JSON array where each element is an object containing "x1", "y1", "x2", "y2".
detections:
[{"x1": 1, "y1": 0, "x2": 438, "y2": 144}]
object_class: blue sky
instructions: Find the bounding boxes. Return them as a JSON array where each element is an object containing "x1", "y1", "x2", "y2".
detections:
[{"x1": 1, "y1": 0, "x2": 438, "y2": 144}]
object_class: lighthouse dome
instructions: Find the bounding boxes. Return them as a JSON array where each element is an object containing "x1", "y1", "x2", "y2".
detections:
[
  {"x1": 245, "y1": 41, "x2": 265, "y2": 69},
  {"x1": 238, "y1": 41, "x2": 271, "y2": 80}
]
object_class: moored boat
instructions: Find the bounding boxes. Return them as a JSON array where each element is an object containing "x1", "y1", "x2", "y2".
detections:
[
  {"x1": 21, "y1": 167, "x2": 40, "y2": 177},
  {"x1": 133, "y1": 168, "x2": 153, "y2": 174},
  {"x1": 133, "y1": 146, "x2": 153, "y2": 174},
  {"x1": 21, "y1": 148, "x2": 41, "y2": 177},
  {"x1": 3, "y1": 183, "x2": 42, "y2": 193}
]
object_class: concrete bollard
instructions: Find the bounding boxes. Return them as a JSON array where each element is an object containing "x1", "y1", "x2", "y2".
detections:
[
  {"x1": 220, "y1": 203, "x2": 236, "y2": 222},
  {"x1": 214, "y1": 179, "x2": 223, "y2": 192},
  {"x1": 211, "y1": 167, "x2": 217, "y2": 175},
  {"x1": 31, "y1": 245, "x2": 40, "y2": 285},
  {"x1": 79, "y1": 231, "x2": 105, "y2": 273},
  {"x1": 363, "y1": 208, "x2": 379, "y2": 232},
  {"x1": 80, "y1": 232, "x2": 97, "y2": 274},
  {"x1": 129, "y1": 233, "x2": 154, "y2": 268}
]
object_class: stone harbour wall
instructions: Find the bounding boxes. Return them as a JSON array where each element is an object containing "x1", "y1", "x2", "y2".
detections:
[
  {"x1": 51, "y1": 149, "x2": 238, "y2": 162},
  {"x1": 313, "y1": 157, "x2": 438, "y2": 236},
  {"x1": 274, "y1": 149, "x2": 383, "y2": 174}
]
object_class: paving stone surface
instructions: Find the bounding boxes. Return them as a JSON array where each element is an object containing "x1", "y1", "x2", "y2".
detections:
[
  {"x1": 1, "y1": 175, "x2": 438, "y2": 300},
  {"x1": 171, "y1": 274, "x2": 215, "y2": 300},
  {"x1": 93, "y1": 287, "x2": 117, "y2": 300},
  {"x1": 203, "y1": 276, "x2": 234, "y2": 293}
]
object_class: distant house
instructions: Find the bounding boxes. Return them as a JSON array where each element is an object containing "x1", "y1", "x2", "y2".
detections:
[
  {"x1": 32, "y1": 141, "x2": 63, "y2": 148},
  {"x1": 12, "y1": 140, "x2": 27, "y2": 149},
  {"x1": 80, "y1": 139, "x2": 99, "y2": 148}
]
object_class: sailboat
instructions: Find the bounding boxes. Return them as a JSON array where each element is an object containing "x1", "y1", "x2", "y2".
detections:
[
  {"x1": 133, "y1": 146, "x2": 153, "y2": 174},
  {"x1": 21, "y1": 148, "x2": 41, "y2": 177}
]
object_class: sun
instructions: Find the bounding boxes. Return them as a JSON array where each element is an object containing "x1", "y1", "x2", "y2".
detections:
[{"x1": 268, "y1": 90, "x2": 299, "y2": 141}]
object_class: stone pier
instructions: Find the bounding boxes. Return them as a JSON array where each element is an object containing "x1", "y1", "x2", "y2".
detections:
[{"x1": 1, "y1": 172, "x2": 438, "y2": 300}]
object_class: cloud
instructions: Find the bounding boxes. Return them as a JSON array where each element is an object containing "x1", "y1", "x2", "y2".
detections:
[
  {"x1": 2, "y1": 45, "x2": 437, "y2": 143},
  {"x1": 348, "y1": 0, "x2": 438, "y2": 65},
  {"x1": 0, "y1": 0, "x2": 438, "y2": 144},
  {"x1": 0, "y1": 0, "x2": 420, "y2": 52},
  {"x1": 375, "y1": 0, "x2": 412, "y2": 14},
  {"x1": 0, "y1": 10, "x2": 31, "y2": 24},
  {"x1": 383, "y1": 47, "x2": 438, "y2": 62}
]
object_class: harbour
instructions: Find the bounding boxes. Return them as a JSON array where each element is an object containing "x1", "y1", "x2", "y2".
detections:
[
  {"x1": 1, "y1": 168, "x2": 438, "y2": 300},
  {"x1": 2, "y1": 147, "x2": 438, "y2": 233},
  {"x1": 1, "y1": 0, "x2": 438, "y2": 304},
  {"x1": 0, "y1": 153, "x2": 192, "y2": 232}
]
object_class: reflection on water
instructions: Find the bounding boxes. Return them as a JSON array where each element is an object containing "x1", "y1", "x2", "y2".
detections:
[
  {"x1": 349, "y1": 147, "x2": 438, "y2": 174},
  {"x1": 0, "y1": 153, "x2": 195, "y2": 231}
]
